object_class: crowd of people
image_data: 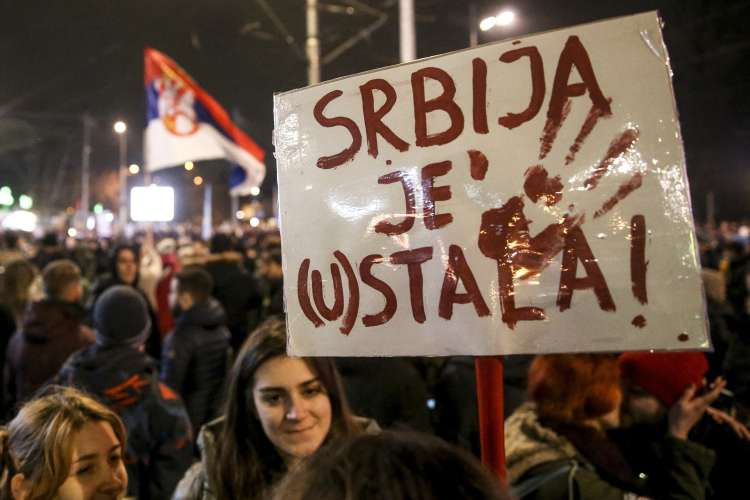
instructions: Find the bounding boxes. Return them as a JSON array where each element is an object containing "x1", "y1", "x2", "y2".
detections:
[{"x1": 0, "y1": 220, "x2": 747, "y2": 499}]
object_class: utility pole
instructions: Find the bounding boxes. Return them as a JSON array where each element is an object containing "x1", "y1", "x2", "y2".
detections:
[
  {"x1": 117, "y1": 129, "x2": 128, "y2": 229},
  {"x1": 706, "y1": 191, "x2": 716, "y2": 228},
  {"x1": 469, "y1": 2, "x2": 478, "y2": 47},
  {"x1": 399, "y1": 0, "x2": 416, "y2": 62},
  {"x1": 80, "y1": 114, "x2": 93, "y2": 218},
  {"x1": 202, "y1": 183, "x2": 213, "y2": 240},
  {"x1": 306, "y1": 0, "x2": 320, "y2": 84}
]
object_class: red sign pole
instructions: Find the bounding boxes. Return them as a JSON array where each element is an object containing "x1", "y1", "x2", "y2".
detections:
[{"x1": 475, "y1": 356, "x2": 505, "y2": 480}]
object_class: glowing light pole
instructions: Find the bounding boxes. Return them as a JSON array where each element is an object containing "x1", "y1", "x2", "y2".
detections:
[
  {"x1": 113, "y1": 120, "x2": 128, "y2": 228},
  {"x1": 470, "y1": 5, "x2": 517, "y2": 47}
]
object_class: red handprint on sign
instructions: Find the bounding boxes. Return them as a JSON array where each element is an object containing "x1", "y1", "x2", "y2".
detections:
[{"x1": 477, "y1": 68, "x2": 645, "y2": 329}]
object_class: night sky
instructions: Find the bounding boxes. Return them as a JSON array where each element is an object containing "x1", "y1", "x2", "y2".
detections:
[{"x1": 0, "y1": 0, "x2": 747, "y2": 221}]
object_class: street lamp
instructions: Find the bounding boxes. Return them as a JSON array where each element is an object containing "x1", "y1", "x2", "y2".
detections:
[
  {"x1": 113, "y1": 121, "x2": 128, "y2": 228},
  {"x1": 470, "y1": 4, "x2": 518, "y2": 46},
  {"x1": 480, "y1": 9, "x2": 516, "y2": 31}
]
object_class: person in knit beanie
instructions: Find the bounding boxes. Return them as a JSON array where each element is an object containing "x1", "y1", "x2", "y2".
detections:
[
  {"x1": 619, "y1": 352, "x2": 711, "y2": 416},
  {"x1": 55, "y1": 285, "x2": 193, "y2": 499},
  {"x1": 618, "y1": 351, "x2": 750, "y2": 500},
  {"x1": 93, "y1": 285, "x2": 151, "y2": 349}
]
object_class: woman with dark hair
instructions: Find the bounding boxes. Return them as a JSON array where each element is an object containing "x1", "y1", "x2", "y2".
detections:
[
  {"x1": 505, "y1": 354, "x2": 716, "y2": 499},
  {"x1": 272, "y1": 430, "x2": 509, "y2": 500},
  {"x1": 173, "y1": 317, "x2": 376, "y2": 500},
  {"x1": 90, "y1": 244, "x2": 161, "y2": 360}
]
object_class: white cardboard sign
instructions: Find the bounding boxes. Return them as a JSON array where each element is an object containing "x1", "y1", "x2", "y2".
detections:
[{"x1": 273, "y1": 12, "x2": 709, "y2": 356}]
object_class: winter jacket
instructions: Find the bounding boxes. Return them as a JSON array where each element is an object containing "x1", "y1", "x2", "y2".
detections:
[
  {"x1": 336, "y1": 357, "x2": 432, "y2": 432},
  {"x1": 506, "y1": 403, "x2": 715, "y2": 500},
  {"x1": 161, "y1": 298, "x2": 232, "y2": 431},
  {"x1": 6, "y1": 299, "x2": 94, "y2": 403},
  {"x1": 172, "y1": 416, "x2": 380, "y2": 500},
  {"x1": 203, "y1": 252, "x2": 261, "y2": 351},
  {"x1": 55, "y1": 345, "x2": 193, "y2": 500}
]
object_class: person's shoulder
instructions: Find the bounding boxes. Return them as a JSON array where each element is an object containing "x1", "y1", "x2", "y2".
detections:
[
  {"x1": 172, "y1": 461, "x2": 210, "y2": 500},
  {"x1": 354, "y1": 416, "x2": 381, "y2": 434}
]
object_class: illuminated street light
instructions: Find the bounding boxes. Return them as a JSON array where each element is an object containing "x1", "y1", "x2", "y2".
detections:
[
  {"x1": 128, "y1": 164, "x2": 140, "y2": 175},
  {"x1": 496, "y1": 10, "x2": 515, "y2": 26},
  {"x1": 236, "y1": 210, "x2": 246, "y2": 220},
  {"x1": 193, "y1": 176, "x2": 204, "y2": 186},
  {"x1": 249, "y1": 186, "x2": 261, "y2": 196},
  {"x1": 93, "y1": 203, "x2": 103, "y2": 214},
  {"x1": 19, "y1": 194, "x2": 33, "y2": 210},
  {"x1": 249, "y1": 217, "x2": 260, "y2": 228},
  {"x1": 184, "y1": 161, "x2": 194, "y2": 171},
  {"x1": 479, "y1": 16, "x2": 496, "y2": 31},
  {"x1": 113, "y1": 120, "x2": 128, "y2": 227},
  {"x1": 480, "y1": 9, "x2": 516, "y2": 31}
]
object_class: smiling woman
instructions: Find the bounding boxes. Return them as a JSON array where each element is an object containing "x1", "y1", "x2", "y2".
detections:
[
  {"x1": 0, "y1": 386, "x2": 128, "y2": 500},
  {"x1": 172, "y1": 317, "x2": 376, "y2": 500}
]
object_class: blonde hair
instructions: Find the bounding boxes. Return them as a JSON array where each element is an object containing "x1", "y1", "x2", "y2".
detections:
[
  {"x1": 0, "y1": 259, "x2": 39, "y2": 320},
  {"x1": 0, "y1": 386, "x2": 126, "y2": 500}
]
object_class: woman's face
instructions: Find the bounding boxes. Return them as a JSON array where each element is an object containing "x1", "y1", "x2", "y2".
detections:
[
  {"x1": 115, "y1": 249, "x2": 137, "y2": 285},
  {"x1": 57, "y1": 420, "x2": 128, "y2": 500},
  {"x1": 252, "y1": 356, "x2": 333, "y2": 464}
]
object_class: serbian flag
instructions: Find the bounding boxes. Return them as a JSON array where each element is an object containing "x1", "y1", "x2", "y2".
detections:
[{"x1": 144, "y1": 47, "x2": 265, "y2": 195}]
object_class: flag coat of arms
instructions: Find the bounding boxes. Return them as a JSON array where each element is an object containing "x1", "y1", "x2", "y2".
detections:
[{"x1": 144, "y1": 47, "x2": 265, "y2": 194}]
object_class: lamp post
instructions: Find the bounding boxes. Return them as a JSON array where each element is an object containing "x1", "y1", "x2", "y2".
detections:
[
  {"x1": 472, "y1": 5, "x2": 517, "y2": 47},
  {"x1": 113, "y1": 120, "x2": 128, "y2": 229}
]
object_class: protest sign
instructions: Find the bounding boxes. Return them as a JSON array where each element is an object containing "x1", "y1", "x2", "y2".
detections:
[{"x1": 274, "y1": 11, "x2": 709, "y2": 356}]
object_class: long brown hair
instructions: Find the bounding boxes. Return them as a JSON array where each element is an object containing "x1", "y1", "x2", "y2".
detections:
[
  {"x1": 207, "y1": 317, "x2": 359, "y2": 500},
  {"x1": 0, "y1": 386, "x2": 126, "y2": 500}
]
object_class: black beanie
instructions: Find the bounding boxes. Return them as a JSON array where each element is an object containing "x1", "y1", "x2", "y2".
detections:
[{"x1": 94, "y1": 285, "x2": 151, "y2": 348}]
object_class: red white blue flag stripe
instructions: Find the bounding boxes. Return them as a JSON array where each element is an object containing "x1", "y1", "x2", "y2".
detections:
[{"x1": 144, "y1": 47, "x2": 265, "y2": 195}]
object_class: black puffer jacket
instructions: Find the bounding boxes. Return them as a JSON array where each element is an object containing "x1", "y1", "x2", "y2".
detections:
[
  {"x1": 161, "y1": 298, "x2": 232, "y2": 431},
  {"x1": 55, "y1": 345, "x2": 193, "y2": 500}
]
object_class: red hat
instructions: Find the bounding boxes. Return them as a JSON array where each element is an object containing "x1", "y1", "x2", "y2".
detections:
[{"x1": 618, "y1": 352, "x2": 708, "y2": 407}]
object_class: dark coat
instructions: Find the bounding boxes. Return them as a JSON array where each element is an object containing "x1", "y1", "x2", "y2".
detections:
[
  {"x1": 506, "y1": 403, "x2": 715, "y2": 500},
  {"x1": 6, "y1": 299, "x2": 94, "y2": 403},
  {"x1": 336, "y1": 357, "x2": 432, "y2": 432},
  {"x1": 161, "y1": 298, "x2": 231, "y2": 431},
  {"x1": 204, "y1": 253, "x2": 261, "y2": 351},
  {"x1": 55, "y1": 345, "x2": 193, "y2": 500}
]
